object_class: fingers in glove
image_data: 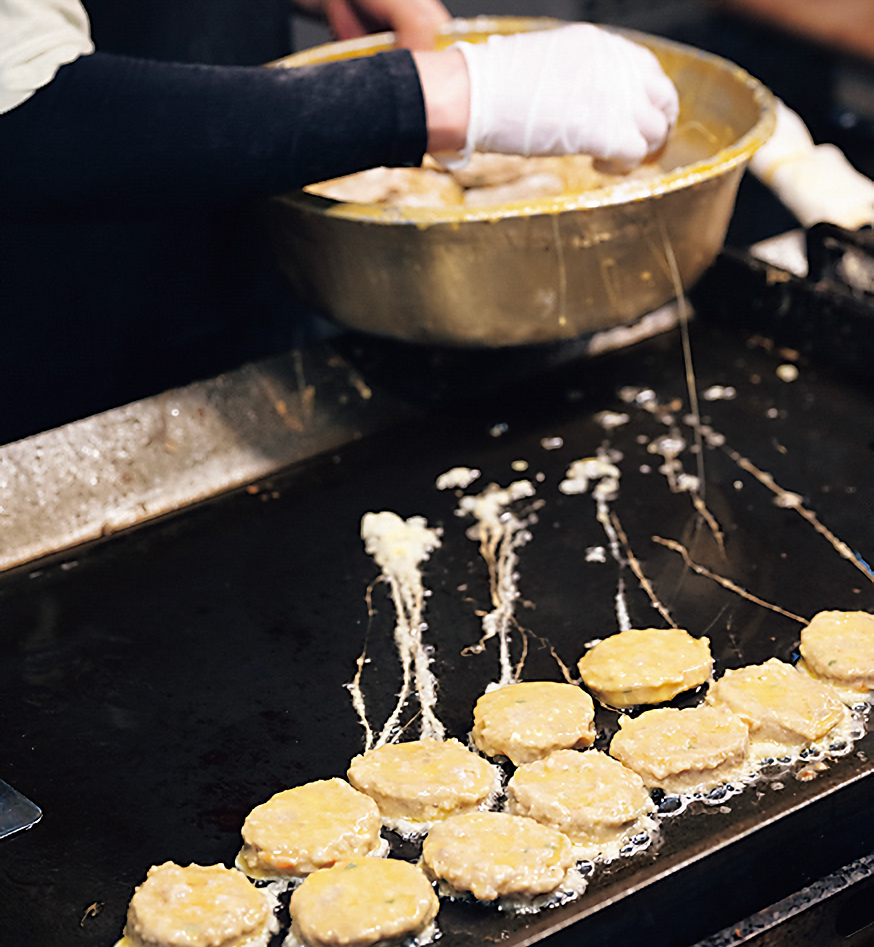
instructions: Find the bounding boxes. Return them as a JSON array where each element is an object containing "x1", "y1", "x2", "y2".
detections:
[{"x1": 456, "y1": 23, "x2": 679, "y2": 168}]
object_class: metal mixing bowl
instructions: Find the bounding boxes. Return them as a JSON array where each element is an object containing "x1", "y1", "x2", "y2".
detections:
[{"x1": 267, "y1": 18, "x2": 776, "y2": 347}]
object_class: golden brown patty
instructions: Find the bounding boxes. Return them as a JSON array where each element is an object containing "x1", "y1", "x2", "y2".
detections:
[
  {"x1": 347, "y1": 738, "x2": 500, "y2": 831},
  {"x1": 471, "y1": 681, "x2": 596, "y2": 765},
  {"x1": 421, "y1": 810, "x2": 576, "y2": 903},
  {"x1": 507, "y1": 749, "x2": 654, "y2": 859},
  {"x1": 121, "y1": 862, "x2": 275, "y2": 947},
  {"x1": 798, "y1": 610, "x2": 874, "y2": 700},
  {"x1": 238, "y1": 778, "x2": 383, "y2": 881},
  {"x1": 609, "y1": 706, "x2": 751, "y2": 794},
  {"x1": 289, "y1": 859, "x2": 439, "y2": 947},
  {"x1": 577, "y1": 627, "x2": 712, "y2": 708},
  {"x1": 707, "y1": 658, "x2": 848, "y2": 759}
]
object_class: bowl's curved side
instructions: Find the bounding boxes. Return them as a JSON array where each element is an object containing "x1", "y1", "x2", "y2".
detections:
[
  {"x1": 269, "y1": 164, "x2": 745, "y2": 346},
  {"x1": 268, "y1": 19, "x2": 776, "y2": 346}
]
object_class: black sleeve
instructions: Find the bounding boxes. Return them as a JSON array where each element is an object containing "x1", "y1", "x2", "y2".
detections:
[{"x1": 0, "y1": 48, "x2": 428, "y2": 217}]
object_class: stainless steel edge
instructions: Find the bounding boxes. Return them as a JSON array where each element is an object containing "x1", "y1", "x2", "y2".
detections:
[{"x1": 0, "y1": 346, "x2": 417, "y2": 573}]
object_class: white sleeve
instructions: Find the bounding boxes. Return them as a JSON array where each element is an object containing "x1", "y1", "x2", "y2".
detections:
[{"x1": 0, "y1": 0, "x2": 94, "y2": 114}]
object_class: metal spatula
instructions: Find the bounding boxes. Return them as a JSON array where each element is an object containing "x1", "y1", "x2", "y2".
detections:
[{"x1": 0, "y1": 779, "x2": 41, "y2": 840}]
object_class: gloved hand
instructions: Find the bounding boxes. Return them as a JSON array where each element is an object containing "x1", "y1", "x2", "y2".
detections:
[{"x1": 454, "y1": 24, "x2": 679, "y2": 170}]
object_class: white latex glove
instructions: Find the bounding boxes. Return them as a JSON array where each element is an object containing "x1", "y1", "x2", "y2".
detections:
[
  {"x1": 750, "y1": 100, "x2": 874, "y2": 230},
  {"x1": 453, "y1": 24, "x2": 679, "y2": 169}
]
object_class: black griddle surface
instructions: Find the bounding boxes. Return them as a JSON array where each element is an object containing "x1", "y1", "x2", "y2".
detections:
[{"x1": 0, "y1": 320, "x2": 872, "y2": 947}]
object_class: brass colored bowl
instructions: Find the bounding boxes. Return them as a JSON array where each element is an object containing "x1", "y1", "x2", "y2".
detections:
[{"x1": 268, "y1": 18, "x2": 776, "y2": 347}]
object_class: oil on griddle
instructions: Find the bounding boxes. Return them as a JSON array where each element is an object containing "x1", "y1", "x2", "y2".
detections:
[
  {"x1": 337, "y1": 332, "x2": 874, "y2": 946},
  {"x1": 1, "y1": 323, "x2": 872, "y2": 947}
]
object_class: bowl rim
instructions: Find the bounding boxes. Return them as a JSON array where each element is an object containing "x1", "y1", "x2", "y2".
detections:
[{"x1": 272, "y1": 17, "x2": 777, "y2": 226}]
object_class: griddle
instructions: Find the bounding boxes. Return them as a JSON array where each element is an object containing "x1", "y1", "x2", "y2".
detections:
[{"x1": 0, "y1": 310, "x2": 872, "y2": 947}]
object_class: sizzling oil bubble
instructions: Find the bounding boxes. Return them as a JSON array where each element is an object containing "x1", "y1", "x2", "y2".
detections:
[
  {"x1": 433, "y1": 863, "x2": 588, "y2": 916},
  {"x1": 773, "y1": 491, "x2": 803, "y2": 509},
  {"x1": 699, "y1": 425, "x2": 726, "y2": 448},
  {"x1": 702, "y1": 386, "x2": 737, "y2": 401},
  {"x1": 618, "y1": 387, "x2": 657, "y2": 408},
  {"x1": 559, "y1": 457, "x2": 620, "y2": 501},
  {"x1": 435, "y1": 467, "x2": 481, "y2": 491},
  {"x1": 619, "y1": 831, "x2": 656, "y2": 858},
  {"x1": 676, "y1": 473, "x2": 701, "y2": 493},
  {"x1": 648, "y1": 435, "x2": 686, "y2": 459},
  {"x1": 594, "y1": 411, "x2": 630, "y2": 431}
]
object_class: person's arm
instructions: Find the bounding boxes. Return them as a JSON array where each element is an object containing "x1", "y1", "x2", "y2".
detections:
[
  {"x1": 293, "y1": 0, "x2": 451, "y2": 50},
  {"x1": 0, "y1": 48, "x2": 429, "y2": 217},
  {"x1": 412, "y1": 48, "x2": 469, "y2": 154},
  {"x1": 0, "y1": 23, "x2": 678, "y2": 219}
]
